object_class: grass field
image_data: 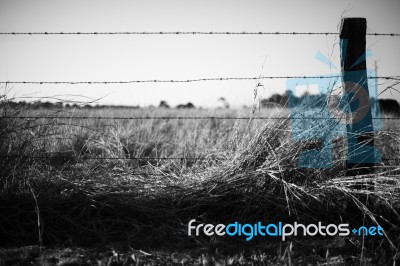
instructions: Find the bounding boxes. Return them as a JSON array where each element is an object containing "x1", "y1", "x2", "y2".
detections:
[{"x1": 1, "y1": 100, "x2": 400, "y2": 265}]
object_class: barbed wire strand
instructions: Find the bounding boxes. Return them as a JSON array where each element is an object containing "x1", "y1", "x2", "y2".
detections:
[
  {"x1": 0, "y1": 155, "x2": 212, "y2": 161},
  {"x1": 2, "y1": 116, "x2": 400, "y2": 120},
  {"x1": 0, "y1": 31, "x2": 399, "y2": 36},
  {"x1": 1, "y1": 76, "x2": 399, "y2": 85},
  {"x1": 0, "y1": 155, "x2": 398, "y2": 162}
]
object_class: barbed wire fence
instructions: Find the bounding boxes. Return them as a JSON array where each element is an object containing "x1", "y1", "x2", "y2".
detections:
[
  {"x1": 3, "y1": 116, "x2": 400, "y2": 120},
  {"x1": 0, "y1": 31, "x2": 399, "y2": 36},
  {"x1": 1, "y1": 29, "x2": 400, "y2": 167},
  {"x1": 1, "y1": 75, "x2": 399, "y2": 85}
]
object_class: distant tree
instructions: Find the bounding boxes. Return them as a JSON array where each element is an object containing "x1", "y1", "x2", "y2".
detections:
[
  {"x1": 268, "y1": 93, "x2": 283, "y2": 104},
  {"x1": 176, "y1": 102, "x2": 195, "y2": 109},
  {"x1": 159, "y1": 100, "x2": 170, "y2": 108},
  {"x1": 42, "y1": 101, "x2": 54, "y2": 109},
  {"x1": 217, "y1": 97, "x2": 229, "y2": 109},
  {"x1": 186, "y1": 102, "x2": 195, "y2": 109},
  {"x1": 379, "y1": 99, "x2": 400, "y2": 115},
  {"x1": 261, "y1": 93, "x2": 290, "y2": 107},
  {"x1": 260, "y1": 98, "x2": 282, "y2": 108}
]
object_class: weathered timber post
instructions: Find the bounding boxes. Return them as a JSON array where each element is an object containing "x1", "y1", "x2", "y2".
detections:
[{"x1": 340, "y1": 18, "x2": 376, "y2": 183}]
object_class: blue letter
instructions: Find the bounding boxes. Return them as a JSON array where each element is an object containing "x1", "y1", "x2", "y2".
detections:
[
  {"x1": 226, "y1": 222, "x2": 238, "y2": 236},
  {"x1": 266, "y1": 224, "x2": 279, "y2": 236}
]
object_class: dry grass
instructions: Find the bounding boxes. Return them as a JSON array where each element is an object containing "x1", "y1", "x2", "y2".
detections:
[{"x1": 1, "y1": 97, "x2": 400, "y2": 264}]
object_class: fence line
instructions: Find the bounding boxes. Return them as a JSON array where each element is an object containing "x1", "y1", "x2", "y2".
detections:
[
  {"x1": 0, "y1": 155, "x2": 212, "y2": 161},
  {"x1": 0, "y1": 155, "x2": 398, "y2": 162},
  {"x1": 1, "y1": 76, "x2": 399, "y2": 85},
  {"x1": 3, "y1": 116, "x2": 400, "y2": 120},
  {"x1": 1, "y1": 26, "x2": 400, "y2": 169},
  {"x1": 0, "y1": 31, "x2": 399, "y2": 36}
]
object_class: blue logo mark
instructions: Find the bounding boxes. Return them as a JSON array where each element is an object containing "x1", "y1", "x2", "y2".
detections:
[
  {"x1": 352, "y1": 226, "x2": 384, "y2": 236},
  {"x1": 286, "y1": 45, "x2": 381, "y2": 168}
]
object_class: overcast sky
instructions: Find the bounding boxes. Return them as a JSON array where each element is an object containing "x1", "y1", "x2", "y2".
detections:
[{"x1": 0, "y1": 0, "x2": 399, "y2": 108}]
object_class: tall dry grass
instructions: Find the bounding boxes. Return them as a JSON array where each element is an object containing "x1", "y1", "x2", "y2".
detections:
[{"x1": 1, "y1": 95, "x2": 400, "y2": 262}]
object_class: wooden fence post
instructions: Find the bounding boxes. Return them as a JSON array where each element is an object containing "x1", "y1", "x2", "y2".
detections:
[{"x1": 340, "y1": 18, "x2": 376, "y2": 182}]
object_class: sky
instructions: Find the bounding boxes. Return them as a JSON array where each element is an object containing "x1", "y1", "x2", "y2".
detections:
[{"x1": 0, "y1": 0, "x2": 399, "y2": 108}]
